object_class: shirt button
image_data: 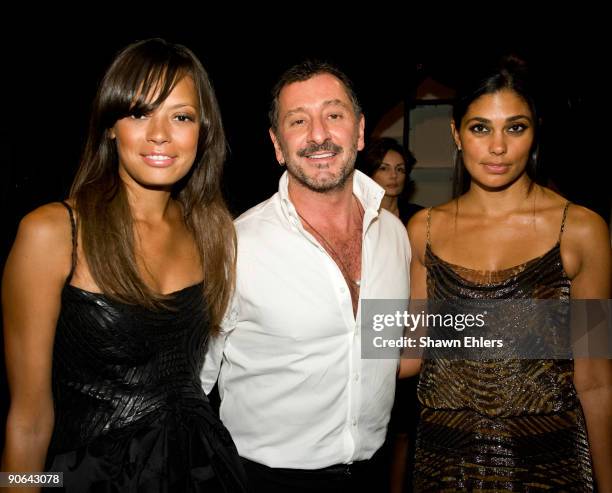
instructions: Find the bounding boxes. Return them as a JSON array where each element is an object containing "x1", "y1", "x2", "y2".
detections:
[
  {"x1": 354, "y1": 373, "x2": 360, "y2": 382},
  {"x1": 340, "y1": 287, "x2": 346, "y2": 294},
  {"x1": 352, "y1": 418, "x2": 357, "y2": 426}
]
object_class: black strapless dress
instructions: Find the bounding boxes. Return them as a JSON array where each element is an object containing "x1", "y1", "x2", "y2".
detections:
[
  {"x1": 45, "y1": 203, "x2": 247, "y2": 492},
  {"x1": 413, "y1": 204, "x2": 594, "y2": 492}
]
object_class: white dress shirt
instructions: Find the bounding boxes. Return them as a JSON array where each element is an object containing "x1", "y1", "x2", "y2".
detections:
[{"x1": 201, "y1": 170, "x2": 411, "y2": 469}]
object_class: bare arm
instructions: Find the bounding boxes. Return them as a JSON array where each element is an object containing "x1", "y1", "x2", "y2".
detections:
[
  {"x1": 2, "y1": 204, "x2": 72, "y2": 492},
  {"x1": 565, "y1": 207, "x2": 612, "y2": 492},
  {"x1": 399, "y1": 210, "x2": 428, "y2": 378}
]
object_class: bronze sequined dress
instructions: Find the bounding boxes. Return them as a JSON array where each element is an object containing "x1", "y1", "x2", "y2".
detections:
[{"x1": 413, "y1": 204, "x2": 594, "y2": 492}]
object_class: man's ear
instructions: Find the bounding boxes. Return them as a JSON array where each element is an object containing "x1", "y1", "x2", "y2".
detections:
[
  {"x1": 356, "y1": 114, "x2": 365, "y2": 151},
  {"x1": 269, "y1": 128, "x2": 285, "y2": 165}
]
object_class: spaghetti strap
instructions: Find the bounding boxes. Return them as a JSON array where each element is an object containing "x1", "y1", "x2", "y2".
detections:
[
  {"x1": 426, "y1": 207, "x2": 433, "y2": 248},
  {"x1": 60, "y1": 201, "x2": 77, "y2": 284},
  {"x1": 558, "y1": 201, "x2": 571, "y2": 242}
]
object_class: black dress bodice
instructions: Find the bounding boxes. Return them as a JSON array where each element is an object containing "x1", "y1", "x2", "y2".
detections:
[{"x1": 45, "y1": 203, "x2": 246, "y2": 492}]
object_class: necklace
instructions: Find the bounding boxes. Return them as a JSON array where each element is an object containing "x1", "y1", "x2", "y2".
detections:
[{"x1": 295, "y1": 195, "x2": 364, "y2": 288}]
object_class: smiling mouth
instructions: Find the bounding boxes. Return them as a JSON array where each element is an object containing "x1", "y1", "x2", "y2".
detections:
[
  {"x1": 145, "y1": 154, "x2": 174, "y2": 160},
  {"x1": 305, "y1": 152, "x2": 337, "y2": 160},
  {"x1": 297, "y1": 140, "x2": 343, "y2": 160},
  {"x1": 142, "y1": 154, "x2": 177, "y2": 167}
]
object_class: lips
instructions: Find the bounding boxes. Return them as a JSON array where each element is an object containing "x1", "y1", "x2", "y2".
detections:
[
  {"x1": 305, "y1": 151, "x2": 337, "y2": 160},
  {"x1": 482, "y1": 162, "x2": 510, "y2": 174},
  {"x1": 141, "y1": 153, "x2": 177, "y2": 167},
  {"x1": 297, "y1": 141, "x2": 343, "y2": 162}
]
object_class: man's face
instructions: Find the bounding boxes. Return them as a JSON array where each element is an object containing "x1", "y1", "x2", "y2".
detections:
[{"x1": 269, "y1": 73, "x2": 365, "y2": 193}]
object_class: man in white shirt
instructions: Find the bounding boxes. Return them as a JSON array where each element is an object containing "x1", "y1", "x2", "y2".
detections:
[{"x1": 201, "y1": 60, "x2": 411, "y2": 492}]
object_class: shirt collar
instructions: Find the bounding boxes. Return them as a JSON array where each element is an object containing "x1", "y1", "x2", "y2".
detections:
[{"x1": 278, "y1": 169, "x2": 385, "y2": 221}]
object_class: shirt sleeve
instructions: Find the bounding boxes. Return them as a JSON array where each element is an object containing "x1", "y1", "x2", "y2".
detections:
[{"x1": 200, "y1": 293, "x2": 239, "y2": 394}]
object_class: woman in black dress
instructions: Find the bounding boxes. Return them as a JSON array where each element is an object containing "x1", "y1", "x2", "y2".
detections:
[
  {"x1": 402, "y1": 56, "x2": 611, "y2": 491},
  {"x1": 2, "y1": 38, "x2": 247, "y2": 492}
]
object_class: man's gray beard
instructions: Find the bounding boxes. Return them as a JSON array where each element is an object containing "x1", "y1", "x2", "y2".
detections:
[{"x1": 283, "y1": 141, "x2": 359, "y2": 194}]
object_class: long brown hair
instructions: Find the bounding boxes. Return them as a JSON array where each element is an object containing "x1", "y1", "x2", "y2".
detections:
[{"x1": 70, "y1": 38, "x2": 235, "y2": 331}]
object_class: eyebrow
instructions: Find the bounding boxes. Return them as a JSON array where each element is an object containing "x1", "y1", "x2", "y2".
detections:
[
  {"x1": 167, "y1": 103, "x2": 198, "y2": 110},
  {"x1": 284, "y1": 99, "x2": 350, "y2": 119},
  {"x1": 466, "y1": 115, "x2": 532, "y2": 124},
  {"x1": 380, "y1": 162, "x2": 406, "y2": 166}
]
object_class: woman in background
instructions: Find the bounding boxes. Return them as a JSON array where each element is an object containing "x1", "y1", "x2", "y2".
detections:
[
  {"x1": 361, "y1": 137, "x2": 422, "y2": 224},
  {"x1": 361, "y1": 137, "x2": 422, "y2": 492}
]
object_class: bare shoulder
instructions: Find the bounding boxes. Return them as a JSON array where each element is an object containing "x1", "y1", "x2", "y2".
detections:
[
  {"x1": 561, "y1": 203, "x2": 611, "y2": 283},
  {"x1": 564, "y1": 204, "x2": 610, "y2": 248},
  {"x1": 429, "y1": 200, "x2": 456, "y2": 226},
  {"x1": 406, "y1": 207, "x2": 428, "y2": 235},
  {"x1": 7, "y1": 202, "x2": 73, "y2": 281},
  {"x1": 17, "y1": 202, "x2": 72, "y2": 246},
  {"x1": 409, "y1": 200, "x2": 456, "y2": 234},
  {"x1": 406, "y1": 207, "x2": 430, "y2": 263}
]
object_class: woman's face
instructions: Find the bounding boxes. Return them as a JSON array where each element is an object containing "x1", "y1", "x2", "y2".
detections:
[
  {"x1": 452, "y1": 89, "x2": 534, "y2": 190},
  {"x1": 110, "y1": 76, "x2": 200, "y2": 192},
  {"x1": 372, "y1": 149, "x2": 406, "y2": 198}
]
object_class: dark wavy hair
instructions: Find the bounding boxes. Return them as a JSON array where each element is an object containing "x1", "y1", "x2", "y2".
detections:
[
  {"x1": 268, "y1": 59, "x2": 361, "y2": 131},
  {"x1": 452, "y1": 55, "x2": 541, "y2": 197},
  {"x1": 360, "y1": 137, "x2": 416, "y2": 176},
  {"x1": 70, "y1": 38, "x2": 235, "y2": 331},
  {"x1": 360, "y1": 137, "x2": 416, "y2": 200}
]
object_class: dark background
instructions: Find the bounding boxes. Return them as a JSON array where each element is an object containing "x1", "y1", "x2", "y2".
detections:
[{"x1": 2, "y1": 23, "x2": 609, "y2": 455}]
